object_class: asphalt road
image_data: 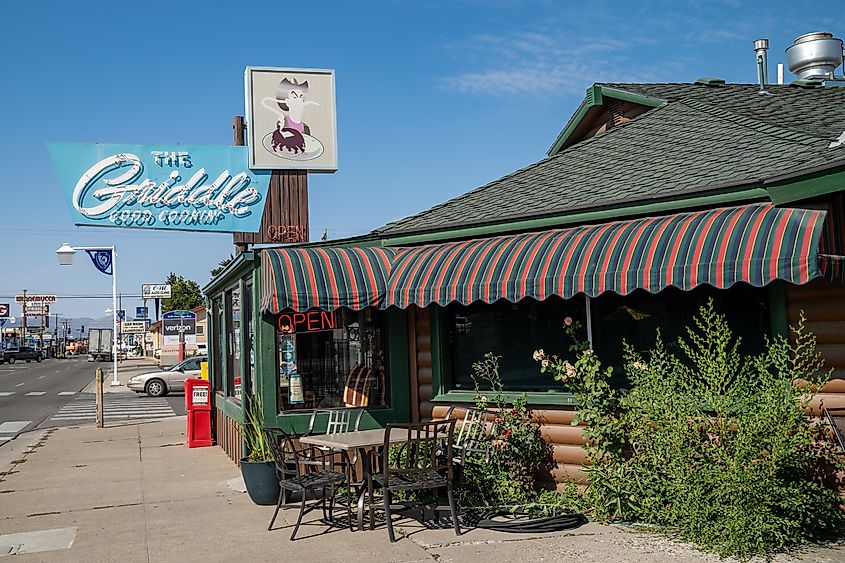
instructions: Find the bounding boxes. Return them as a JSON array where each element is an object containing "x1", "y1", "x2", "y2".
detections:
[{"x1": 0, "y1": 357, "x2": 187, "y2": 449}]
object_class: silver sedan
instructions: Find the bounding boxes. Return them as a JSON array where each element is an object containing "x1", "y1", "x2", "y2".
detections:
[{"x1": 127, "y1": 356, "x2": 206, "y2": 397}]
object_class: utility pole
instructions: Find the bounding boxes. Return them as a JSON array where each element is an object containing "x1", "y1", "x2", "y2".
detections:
[{"x1": 20, "y1": 288, "x2": 27, "y2": 347}]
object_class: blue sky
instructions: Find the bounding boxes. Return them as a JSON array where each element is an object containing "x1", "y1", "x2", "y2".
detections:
[{"x1": 0, "y1": 0, "x2": 841, "y2": 319}]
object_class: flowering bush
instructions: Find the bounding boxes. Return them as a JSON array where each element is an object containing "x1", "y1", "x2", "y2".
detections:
[{"x1": 460, "y1": 354, "x2": 551, "y2": 507}]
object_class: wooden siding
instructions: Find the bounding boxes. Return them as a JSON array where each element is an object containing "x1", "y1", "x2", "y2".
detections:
[
  {"x1": 415, "y1": 308, "x2": 435, "y2": 421},
  {"x1": 233, "y1": 171, "x2": 309, "y2": 246},
  {"x1": 214, "y1": 406, "x2": 242, "y2": 466}
]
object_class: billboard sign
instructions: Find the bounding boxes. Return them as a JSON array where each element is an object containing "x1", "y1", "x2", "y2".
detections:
[
  {"x1": 0, "y1": 304, "x2": 8, "y2": 317},
  {"x1": 48, "y1": 143, "x2": 272, "y2": 233},
  {"x1": 244, "y1": 67, "x2": 337, "y2": 172},
  {"x1": 16, "y1": 294, "x2": 56, "y2": 304},
  {"x1": 121, "y1": 321, "x2": 147, "y2": 334},
  {"x1": 142, "y1": 284, "x2": 172, "y2": 299},
  {"x1": 136, "y1": 306, "x2": 148, "y2": 318}
]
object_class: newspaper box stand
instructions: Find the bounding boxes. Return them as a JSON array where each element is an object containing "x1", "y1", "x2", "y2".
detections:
[{"x1": 185, "y1": 378, "x2": 212, "y2": 448}]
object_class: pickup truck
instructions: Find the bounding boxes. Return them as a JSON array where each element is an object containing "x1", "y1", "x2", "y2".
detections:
[{"x1": 1, "y1": 346, "x2": 44, "y2": 364}]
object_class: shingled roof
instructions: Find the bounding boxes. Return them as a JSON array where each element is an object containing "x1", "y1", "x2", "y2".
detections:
[{"x1": 374, "y1": 83, "x2": 845, "y2": 239}]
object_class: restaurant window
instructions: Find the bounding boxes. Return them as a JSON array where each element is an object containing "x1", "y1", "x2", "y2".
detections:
[
  {"x1": 276, "y1": 308, "x2": 388, "y2": 411},
  {"x1": 212, "y1": 296, "x2": 224, "y2": 394},
  {"x1": 590, "y1": 284, "x2": 770, "y2": 387},
  {"x1": 225, "y1": 287, "x2": 242, "y2": 401},
  {"x1": 449, "y1": 296, "x2": 586, "y2": 392},
  {"x1": 244, "y1": 282, "x2": 255, "y2": 397}
]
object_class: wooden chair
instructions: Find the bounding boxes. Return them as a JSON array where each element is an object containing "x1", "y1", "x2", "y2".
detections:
[
  {"x1": 373, "y1": 419, "x2": 461, "y2": 543},
  {"x1": 263, "y1": 427, "x2": 349, "y2": 540}
]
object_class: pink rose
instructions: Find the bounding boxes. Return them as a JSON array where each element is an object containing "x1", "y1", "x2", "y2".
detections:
[{"x1": 564, "y1": 316, "x2": 573, "y2": 326}]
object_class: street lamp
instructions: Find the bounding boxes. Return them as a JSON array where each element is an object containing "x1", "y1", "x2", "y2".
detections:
[{"x1": 56, "y1": 243, "x2": 120, "y2": 386}]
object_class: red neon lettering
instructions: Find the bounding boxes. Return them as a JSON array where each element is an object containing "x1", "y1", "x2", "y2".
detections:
[
  {"x1": 292, "y1": 312, "x2": 306, "y2": 328},
  {"x1": 307, "y1": 311, "x2": 321, "y2": 331},
  {"x1": 320, "y1": 311, "x2": 335, "y2": 329},
  {"x1": 278, "y1": 314, "x2": 293, "y2": 333}
]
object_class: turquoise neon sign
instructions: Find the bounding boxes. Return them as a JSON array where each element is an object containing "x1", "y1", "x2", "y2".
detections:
[{"x1": 48, "y1": 143, "x2": 271, "y2": 233}]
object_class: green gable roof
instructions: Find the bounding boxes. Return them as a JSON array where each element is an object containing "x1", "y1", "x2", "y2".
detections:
[{"x1": 374, "y1": 83, "x2": 845, "y2": 241}]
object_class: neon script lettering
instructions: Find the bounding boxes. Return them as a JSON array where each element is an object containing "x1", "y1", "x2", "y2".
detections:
[
  {"x1": 72, "y1": 153, "x2": 261, "y2": 225},
  {"x1": 278, "y1": 311, "x2": 336, "y2": 334}
]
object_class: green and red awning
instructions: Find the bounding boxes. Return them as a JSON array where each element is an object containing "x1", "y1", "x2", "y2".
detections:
[
  {"x1": 261, "y1": 246, "x2": 397, "y2": 313},
  {"x1": 262, "y1": 204, "x2": 831, "y2": 313}
]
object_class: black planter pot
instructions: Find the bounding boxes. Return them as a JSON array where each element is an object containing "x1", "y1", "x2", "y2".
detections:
[{"x1": 240, "y1": 459, "x2": 280, "y2": 506}]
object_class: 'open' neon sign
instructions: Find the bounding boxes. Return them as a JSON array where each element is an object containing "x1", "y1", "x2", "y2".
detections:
[{"x1": 278, "y1": 311, "x2": 336, "y2": 334}]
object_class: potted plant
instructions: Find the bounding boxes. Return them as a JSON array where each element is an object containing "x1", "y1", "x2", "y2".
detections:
[{"x1": 240, "y1": 394, "x2": 281, "y2": 505}]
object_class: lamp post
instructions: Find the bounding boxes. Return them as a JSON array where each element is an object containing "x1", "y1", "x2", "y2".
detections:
[{"x1": 56, "y1": 243, "x2": 120, "y2": 386}]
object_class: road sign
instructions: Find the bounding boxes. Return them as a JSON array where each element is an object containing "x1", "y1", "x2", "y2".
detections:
[
  {"x1": 15, "y1": 294, "x2": 56, "y2": 304},
  {"x1": 136, "y1": 306, "x2": 148, "y2": 318},
  {"x1": 0, "y1": 304, "x2": 8, "y2": 317},
  {"x1": 122, "y1": 321, "x2": 146, "y2": 334},
  {"x1": 142, "y1": 284, "x2": 172, "y2": 299},
  {"x1": 116, "y1": 310, "x2": 126, "y2": 321}
]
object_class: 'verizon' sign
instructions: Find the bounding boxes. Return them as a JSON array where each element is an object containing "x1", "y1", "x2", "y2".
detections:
[{"x1": 48, "y1": 143, "x2": 272, "y2": 233}]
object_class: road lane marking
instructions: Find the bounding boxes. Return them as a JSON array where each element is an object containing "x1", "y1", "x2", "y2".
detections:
[
  {"x1": 40, "y1": 375, "x2": 46, "y2": 379},
  {"x1": 57, "y1": 391, "x2": 76, "y2": 396},
  {"x1": 25, "y1": 392, "x2": 47, "y2": 396},
  {"x1": 0, "y1": 392, "x2": 14, "y2": 397},
  {"x1": 0, "y1": 421, "x2": 31, "y2": 433},
  {"x1": 15, "y1": 383, "x2": 24, "y2": 387}
]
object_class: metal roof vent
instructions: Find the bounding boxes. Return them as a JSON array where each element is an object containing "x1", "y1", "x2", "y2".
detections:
[{"x1": 785, "y1": 32, "x2": 844, "y2": 80}]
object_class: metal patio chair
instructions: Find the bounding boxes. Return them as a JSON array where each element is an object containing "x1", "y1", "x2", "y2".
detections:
[
  {"x1": 305, "y1": 408, "x2": 365, "y2": 482},
  {"x1": 823, "y1": 407, "x2": 845, "y2": 455},
  {"x1": 263, "y1": 427, "x2": 349, "y2": 540},
  {"x1": 443, "y1": 406, "x2": 498, "y2": 489},
  {"x1": 373, "y1": 419, "x2": 461, "y2": 543}
]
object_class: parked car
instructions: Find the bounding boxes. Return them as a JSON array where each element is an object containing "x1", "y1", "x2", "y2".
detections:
[
  {"x1": 126, "y1": 355, "x2": 206, "y2": 397},
  {"x1": 1, "y1": 346, "x2": 44, "y2": 364}
]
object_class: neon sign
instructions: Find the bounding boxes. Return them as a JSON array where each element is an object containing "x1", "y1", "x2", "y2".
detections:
[{"x1": 277, "y1": 311, "x2": 336, "y2": 334}]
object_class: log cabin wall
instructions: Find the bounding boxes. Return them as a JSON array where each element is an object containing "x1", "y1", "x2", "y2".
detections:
[
  {"x1": 786, "y1": 279, "x2": 845, "y2": 414},
  {"x1": 414, "y1": 307, "x2": 435, "y2": 421},
  {"x1": 214, "y1": 407, "x2": 242, "y2": 466}
]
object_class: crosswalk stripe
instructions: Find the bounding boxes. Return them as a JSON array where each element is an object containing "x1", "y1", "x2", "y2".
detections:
[
  {"x1": 0, "y1": 421, "x2": 31, "y2": 433},
  {"x1": 49, "y1": 395, "x2": 176, "y2": 423},
  {"x1": 0, "y1": 437, "x2": 9, "y2": 445},
  {"x1": 25, "y1": 392, "x2": 47, "y2": 396}
]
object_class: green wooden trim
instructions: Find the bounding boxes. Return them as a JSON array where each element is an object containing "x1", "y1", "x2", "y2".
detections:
[
  {"x1": 382, "y1": 188, "x2": 769, "y2": 246},
  {"x1": 432, "y1": 390, "x2": 579, "y2": 407},
  {"x1": 768, "y1": 281, "x2": 789, "y2": 338},
  {"x1": 766, "y1": 167, "x2": 845, "y2": 206},
  {"x1": 546, "y1": 84, "x2": 665, "y2": 156},
  {"x1": 203, "y1": 251, "x2": 256, "y2": 295},
  {"x1": 430, "y1": 305, "x2": 448, "y2": 398},
  {"x1": 214, "y1": 392, "x2": 245, "y2": 423}
]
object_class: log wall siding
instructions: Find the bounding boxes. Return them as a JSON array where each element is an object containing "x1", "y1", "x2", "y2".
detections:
[
  {"x1": 786, "y1": 279, "x2": 845, "y2": 416},
  {"x1": 415, "y1": 308, "x2": 435, "y2": 421},
  {"x1": 214, "y1": 407, "x2": 242, "y2": 466}
]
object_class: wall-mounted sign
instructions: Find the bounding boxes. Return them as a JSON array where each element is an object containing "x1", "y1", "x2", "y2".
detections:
[
  {"x1": 136, "y1": 306, "x2": 148, "y2": 318},
  {"x1": 122, "y1": 321, "x2": 147, "y2": 334},
  {"x1": 16, "y1": 294, "x2": 56, "y2": 304},
  {"x1": 0, "y1": 304, "x2": 8, "y2": 318},
  {"x1": 277, "y1": 310, "x2": 336, "y2": 334},
  {"x1": 233, "y1": 172, "x2": 309, "y2": 246},
  {"x1": 142, "y1": 284, "x2": 172, "y2": 299},
  {"x1": 245, "y1": 67, "x2": 337, "y2": 172},
  {"x1": 48, "y1": 143, "x2": 272, "y2": 233}
]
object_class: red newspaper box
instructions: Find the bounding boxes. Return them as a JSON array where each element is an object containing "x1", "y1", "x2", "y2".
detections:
[{"x1": 185, "y1": 378, "x2": 212, "y2": 448}]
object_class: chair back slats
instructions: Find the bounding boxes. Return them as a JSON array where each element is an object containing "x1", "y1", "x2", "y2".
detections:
[
  {"x1": 383, "y1": 419, "x2": 456, "y2": 483},
  {"x1": 824, "y1": 407, "x2": 845, "y2": 454},
  {"x1": 443, "y1": 407, "x2": 497, "y2": 462},
  {"x1": 307, "y1": 408, "x2": 364, "y2": 436}
]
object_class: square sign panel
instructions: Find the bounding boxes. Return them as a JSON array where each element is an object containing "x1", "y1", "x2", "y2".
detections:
[{"x1": 245, "y1": 67, "x2": 337, "y2": 172}]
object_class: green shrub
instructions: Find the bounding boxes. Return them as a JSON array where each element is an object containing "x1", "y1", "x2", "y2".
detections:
[{"x1": 541, "y1": 301, "x2": 844, "y2": 559}]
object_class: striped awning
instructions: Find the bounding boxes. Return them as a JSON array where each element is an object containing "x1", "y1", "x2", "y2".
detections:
[
  {"x1": 261, "y1": 247, "x2": 397, "y2": 313},
  {"x1": 385, "y1": 204, "x2": 828, "y2": 308}
]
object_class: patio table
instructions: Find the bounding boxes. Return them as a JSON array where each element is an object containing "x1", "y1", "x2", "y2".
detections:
[{"x1": 300, "y1": 428, "x2": 421, "y2": 531}]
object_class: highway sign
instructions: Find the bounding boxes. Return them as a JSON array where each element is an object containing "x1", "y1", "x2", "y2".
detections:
[
  {"x1": 121, "y1": 321, "x2": 147, "y2": 334},
  {"x1": 0, "y1": 304, "x2": 8, "y2": 317},
  {"x1": 116, "y1": 310, "x2": 126, "y2": 320},
  {"x1": 136, "y1": 306, "x2": 148, "y2": 318},
  {"x1": 142, "y1": 284, "x2": 172, "y2": 299},
  {"x1": 15, "y1": 294, "x2": 56, "y2": 304}
]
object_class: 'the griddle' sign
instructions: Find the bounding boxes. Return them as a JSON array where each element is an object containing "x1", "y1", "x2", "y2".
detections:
[{"x1": 48, "y1": 143, "x2": 272, "y2": 233}]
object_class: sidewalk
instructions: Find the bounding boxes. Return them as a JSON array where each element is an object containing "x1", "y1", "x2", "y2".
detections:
[{"x1": 0, "y1": 419, "x2": 842, "y2": 562}]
